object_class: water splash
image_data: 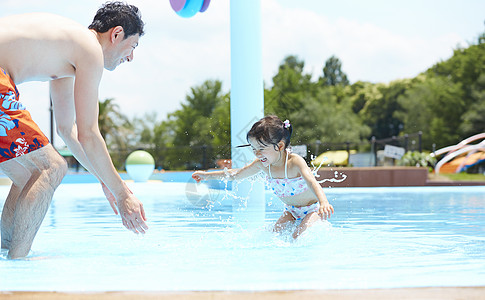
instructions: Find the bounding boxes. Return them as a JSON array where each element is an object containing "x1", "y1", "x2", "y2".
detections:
[
  {"x1": 0, "y1": 249, "x2": 8, "y2": 260},
  {"x1": 219, "y1": 169, "x2": 267, "y2": 210},
  {"x1": 310, "y1": 155, "x2": 348, "y2": 185},
  {"x1": 188, "y1": 154, "x2": 347, "y2": 211}
]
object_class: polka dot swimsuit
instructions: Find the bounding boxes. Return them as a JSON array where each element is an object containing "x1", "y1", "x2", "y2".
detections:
[{"x1": 267, "y1": 151, "x2": 309, "y2": 198}]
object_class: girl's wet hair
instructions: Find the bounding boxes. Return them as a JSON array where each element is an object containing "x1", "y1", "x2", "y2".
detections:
[{"x1": 246, "y1": 115, "x2": 292, "y2": 150}]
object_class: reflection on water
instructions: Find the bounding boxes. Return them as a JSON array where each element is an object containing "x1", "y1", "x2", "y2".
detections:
[{"x1": 0, "y1": 183, "x2": 484, "y2": 291}]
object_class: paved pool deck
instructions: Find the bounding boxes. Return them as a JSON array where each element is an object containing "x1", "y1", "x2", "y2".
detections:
[{"x1": 1, "y1": 288, "x2": 485, "y2": 300}]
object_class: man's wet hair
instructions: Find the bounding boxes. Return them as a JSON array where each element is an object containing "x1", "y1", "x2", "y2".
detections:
[
  {"x1": 247, "y1": 115, "x2": 293, "y2": 150},
  {"x1": 89, "y1": 1, "x2": 144, "y2": 38}
]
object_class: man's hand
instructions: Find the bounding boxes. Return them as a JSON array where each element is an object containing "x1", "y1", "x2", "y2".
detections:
[
  {"x1": 101, "y1": 182, "x2": 118, "y2": 215},
  {"x1": 117, "y1": 194, "x2": 148, "y2": 234}
]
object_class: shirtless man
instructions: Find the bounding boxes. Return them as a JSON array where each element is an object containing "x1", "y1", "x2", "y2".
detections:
[{"x1": 0, "y1": 2, "x2": 148, "y2": 259}]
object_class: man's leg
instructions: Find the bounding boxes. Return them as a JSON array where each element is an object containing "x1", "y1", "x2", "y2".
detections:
[
  {"x1": 0, "y1": 144, "x2": 67, "y2": 259},
  {"x1": 1, "y1": 160, "x2": 30, "y2": 250}
]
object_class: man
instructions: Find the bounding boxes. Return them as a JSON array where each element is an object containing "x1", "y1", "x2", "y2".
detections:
[{"x1": 0, "y1": 2, "x2": 148, "y2": 259}]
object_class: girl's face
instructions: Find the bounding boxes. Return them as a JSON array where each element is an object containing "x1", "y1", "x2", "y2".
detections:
[{"x1": 248, "y1": 137, "x2": 283, "y2": 167}]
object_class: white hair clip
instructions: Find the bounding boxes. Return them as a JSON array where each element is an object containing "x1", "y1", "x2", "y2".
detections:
[{"x1": 283, "y1": 120, "x2": 291, "y2": 129}]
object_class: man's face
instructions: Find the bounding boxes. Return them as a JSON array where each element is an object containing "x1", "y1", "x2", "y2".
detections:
[{"x1": 105, "y1": 31, "x2": 140, "y2": 71}]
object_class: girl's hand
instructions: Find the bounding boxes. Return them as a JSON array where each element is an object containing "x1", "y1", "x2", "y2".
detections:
[
  {"x1": 318, "y1": 201, "x2": 334, "y2": 220},
  {"x1": 191, "y1": 171, "x2": 207, "y2": 183}
]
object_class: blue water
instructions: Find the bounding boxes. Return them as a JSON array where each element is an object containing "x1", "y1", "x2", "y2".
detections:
[{"x1": 0, "y1": 183, "x2": 484, "y2": 291}]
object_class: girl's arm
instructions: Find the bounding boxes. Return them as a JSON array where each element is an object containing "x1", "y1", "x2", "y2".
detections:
[
  {"x1": 192, "y1": 159, "x2": 263, "y2": 183},
  {"x1": 292, "y1": 155, "x2": 334, "y2": 219}
]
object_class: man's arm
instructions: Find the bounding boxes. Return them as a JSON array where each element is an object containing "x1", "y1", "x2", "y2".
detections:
[
  {"x1": 51, "y1": 58, "x2": 147, "y2": 234},
  {"x1": 50, "y1": 78, "x2": 119, "y2": 215}
]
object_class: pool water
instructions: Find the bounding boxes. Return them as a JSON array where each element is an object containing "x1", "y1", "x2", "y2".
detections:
[{"x1": 1, "y1": 183, "x2": 484, "y2": 291}]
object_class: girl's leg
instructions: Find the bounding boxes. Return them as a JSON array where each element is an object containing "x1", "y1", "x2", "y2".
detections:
[
  {"x1": 292, "y1": 212, "x2": 321, "y2": 239},
  {"x1": 273, "y1": 211, "x2": 295, "y2": 233}
]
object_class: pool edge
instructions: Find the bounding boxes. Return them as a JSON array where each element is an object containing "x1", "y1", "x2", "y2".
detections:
[{"x1": 1, "y1": 287, "x2": 485, "y2": 300}]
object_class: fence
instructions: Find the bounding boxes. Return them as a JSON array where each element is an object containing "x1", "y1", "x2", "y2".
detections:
[
  {"x1": 59, "y1": 132, "x2": 425, "y2": 172},
  {"x1": 306, "y1": 132, "x2": 423, "y2": 167}
]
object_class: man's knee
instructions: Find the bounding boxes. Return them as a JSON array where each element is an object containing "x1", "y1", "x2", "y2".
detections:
[
  {"x1": 27, "y1": 145, "x2": 68, "y2": 187},
  {"x1": 47, "y1": 153, "x2": 68, "y2": 187},
  {"x1": 50, "y1": 151, "x2": 68, "y2": 173}
]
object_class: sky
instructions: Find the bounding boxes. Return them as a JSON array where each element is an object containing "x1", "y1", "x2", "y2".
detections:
[{"x1": 1, "y1": 0, "x2": 484, "y2": 148}]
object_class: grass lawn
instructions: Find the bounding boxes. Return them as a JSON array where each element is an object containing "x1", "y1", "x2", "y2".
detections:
[{"x1": 440, "y1": 173, "x2": 485, "y2": 181}]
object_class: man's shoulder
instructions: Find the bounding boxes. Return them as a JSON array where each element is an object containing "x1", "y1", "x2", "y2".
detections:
[
  {"x1": 1, "y1": 12, "x2": 82, "y2": 28},
  {"x1": 1, "y1": 12, "x2": 95, "y2": 48},
  {"x1": 0, "y1": 12, "x2": 103, "y2": 83}
]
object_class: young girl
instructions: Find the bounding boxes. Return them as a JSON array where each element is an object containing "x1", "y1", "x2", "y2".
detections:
[{"x1": 192, "y1": 115, "x2": 334, "y2": 239}]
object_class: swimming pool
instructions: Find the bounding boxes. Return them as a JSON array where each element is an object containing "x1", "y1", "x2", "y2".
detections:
[{"x1": 0, "y1": 182, "x2": 484, "y2": 291}]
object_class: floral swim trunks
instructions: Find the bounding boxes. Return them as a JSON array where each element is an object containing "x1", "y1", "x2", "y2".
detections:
[{"x1": 0, "y1": 68, "x2": 49, "y2": 163}]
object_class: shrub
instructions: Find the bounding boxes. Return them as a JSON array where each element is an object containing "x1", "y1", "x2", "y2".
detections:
[{"x1": 397, "y1": 151, "x2": 437, "y2": 168}]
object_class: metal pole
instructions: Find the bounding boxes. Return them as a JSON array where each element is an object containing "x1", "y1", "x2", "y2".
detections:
[
  {"x1": 315, "y1": 140, "x2": 321, "y2": 157},
  {"x1": 418, "y1": 131, "x2": 422, "y2": 152},
  {"x1": 371, "y1": 136, "x2": 377, "y2": 166},
  {"x1": 49, "y1": 94, "x2": 54, "y2": 146},
  {"x1": 346, "y1": 141, "x2": 350, "y2": 166},
  {"x1": 230, "y1": 0, "x2": 265, "y2": 229},
  {"x1": 202, "y1": 145, "x2": 207, "y2": 169}
]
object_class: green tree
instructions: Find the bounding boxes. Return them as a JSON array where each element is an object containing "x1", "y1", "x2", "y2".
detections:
[
  {"x1": 347, "y1": 81, "x2": 382, "y2": 114},
  {"x1": 459, "y1": 73, "x2": 485, "y2": 136},
  {"x1": 396, "y1": 37, "x2": 485, "y2": 148},
  {"x1": 428, "y1": 39, "x2": 484, "y2": 103},
  {"x1": 266, "y1": 55, "x2": 369, "y2": 155},
  {"x1": 290, "y1": 87, "x2": 370, "y2": 149},
  {"x1": 319, "y1": 55, "x2": 350, "y2": 87},
  {"x1": 155, "y1": 79, "x2": 229, "y2": 170},
  {"x1": 98, "y1": 98, "x2": 133, "y2": 168},
  {"x1": 397, "y1": 76, "x2": 465, "y2": 149},
  {"x1": 358, "y1": 79, "x2": 413, "y2": 139},
  {"x1": 208, "y1": 94, "x2": 231, "y2": 157},
  {"x1": 98, "y1": 98, "x2": 130, "y2": 140},
  {"x1": 131, "y1": 112, "x2": 159, "y2": 149},
  {"x1": 150, "y1": 118, "x2": 178, "y2": 170},
  {"x1": 265, "y1": 55, "x2": 314, "y2": 117},
  {"x1": 105, "y1": 33, "x2": 485, "y2": 170}
]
